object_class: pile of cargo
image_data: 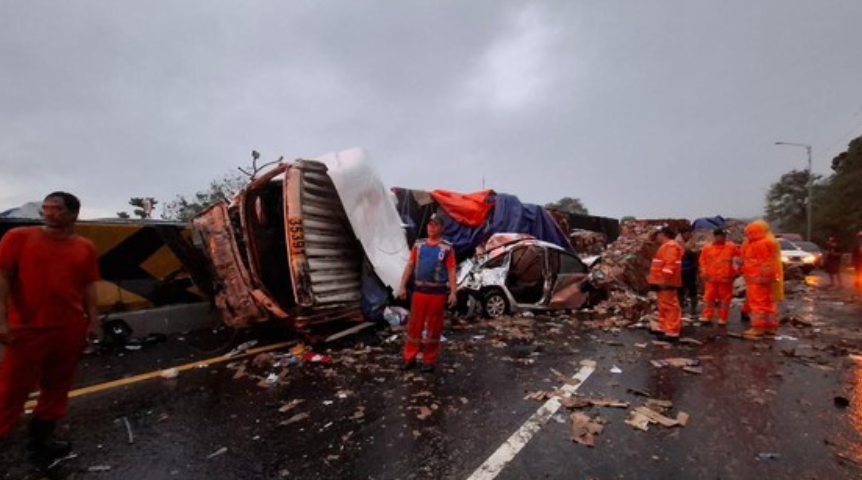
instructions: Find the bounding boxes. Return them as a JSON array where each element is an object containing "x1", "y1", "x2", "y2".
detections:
[
  {"x1": 589, "y1": 220, "x2": 691, "y2": 320},
  {"x1": 593, "y1": 220, "x2": 691, "y2": 295},
  {"x1": 569, "y1": 229, "x2": 607, "y2": 256},
  {"x1": 689, "y1": 219, "x2": 746, "y2": 250}
]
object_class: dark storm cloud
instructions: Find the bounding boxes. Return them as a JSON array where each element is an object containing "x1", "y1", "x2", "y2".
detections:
[{"x1": 1, "y1": 1, "x2": 861, "y2": 219}]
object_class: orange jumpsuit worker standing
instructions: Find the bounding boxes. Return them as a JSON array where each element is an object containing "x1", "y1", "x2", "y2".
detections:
[
  {"x1": 0, "y1": 192, "x2": 101, "y2": 462},
  {"x1": 397, "y1": 214, "x2": 457, "y2": 373},
  {"x1": 699, "y1": 228, "x2": 740, "y2": 325},
  {"x1": 740, "y1": 220, "x2": 783, "y2": 337},
  {"x1": 647, "y1": 226, "x2": 684, "y2": 339}
]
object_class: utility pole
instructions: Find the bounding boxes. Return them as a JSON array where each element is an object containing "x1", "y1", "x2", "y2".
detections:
[{"x1": 775, "y1": 141, "x2": 813, "y2": 241}]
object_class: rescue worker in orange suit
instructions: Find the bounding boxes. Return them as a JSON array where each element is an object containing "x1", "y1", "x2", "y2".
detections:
[
  {"x1": 397, "y1": 214, "x2": 456, "y2": 373},
  {"x1": 740, "y1": 220, "x2": 784, "y2": 337},
  {"x1": 648, "y1": 226, "x2": 684, "y2": 340},
  {"x1": 0, "y1": 192, "x2": 101, "y2": 462},
  {"x1": 699, "y1": 228, "x2": 740, "y2": 326}
]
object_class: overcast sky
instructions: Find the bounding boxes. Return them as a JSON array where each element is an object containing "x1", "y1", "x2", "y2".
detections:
[{"x1": 2, "y1": 1, "x2": 861, "y2": 220}]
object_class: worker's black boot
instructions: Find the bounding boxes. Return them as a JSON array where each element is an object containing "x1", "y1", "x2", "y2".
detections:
[{"x1": 28, "y1": 419, "x2": 72, "y2": 462}]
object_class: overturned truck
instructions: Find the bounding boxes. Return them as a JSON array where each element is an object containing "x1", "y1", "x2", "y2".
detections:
[{"x1": 192, "y1": 150, "x2": 409, "y2": 332}]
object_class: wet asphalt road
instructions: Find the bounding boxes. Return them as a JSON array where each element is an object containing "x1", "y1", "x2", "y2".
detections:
[{"x1": 1, "y1": 279, "x2": 861, "y2": 480}]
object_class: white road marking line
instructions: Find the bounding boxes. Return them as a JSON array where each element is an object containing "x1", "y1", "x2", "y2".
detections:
[{"x1": 465, "y1": 363, "x2": 596, "y2": 480}]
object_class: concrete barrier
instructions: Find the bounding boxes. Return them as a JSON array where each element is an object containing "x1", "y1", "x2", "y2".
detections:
[{"x1": 0, "y1": 302, "x2": 220, "y2": 356}]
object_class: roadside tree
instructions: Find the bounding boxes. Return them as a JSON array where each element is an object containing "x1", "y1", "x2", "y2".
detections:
[{"x1": 545, "y1": 197, "x2": 589, "y2": 215}]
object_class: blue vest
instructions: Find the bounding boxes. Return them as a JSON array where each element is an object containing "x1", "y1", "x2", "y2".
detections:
[{"x1": 413, "y1": 240, "x2": 452, "y2": 294}]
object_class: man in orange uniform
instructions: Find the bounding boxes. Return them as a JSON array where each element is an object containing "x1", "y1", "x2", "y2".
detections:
[
  {"x1": 699, "y1": 228, "x2": 740, "y2": 325},
  {"x1": 740, "y1": 220, "x2": 783, "y2": 337},
  {"x1": 397, "y1": 214, "x2": 457, "y2": 373},
  {"x1": 0, "y1": 192, "x2": 101, "y2": 462},
  {"x1": 648, "y1": 226, "x2": 684, "y2": 339}
]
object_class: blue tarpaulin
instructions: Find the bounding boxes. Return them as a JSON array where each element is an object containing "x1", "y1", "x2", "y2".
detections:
[
  {"x1": 692, "y1": 216, "x2": 727, "y2": 231},
  {"x1": 360, "y1": 258, "x2": 389, "y2": 323},
  {"x1": 438, "y1": 193, "x2": 574, "y2": 259}
]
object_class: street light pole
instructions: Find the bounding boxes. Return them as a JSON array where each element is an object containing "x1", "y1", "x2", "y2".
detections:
[{"x1": 775, "y1": 141, "x2": 813, "y2": 241}]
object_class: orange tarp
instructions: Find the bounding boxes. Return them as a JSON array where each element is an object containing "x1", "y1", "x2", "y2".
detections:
[{"x1": 430, "y1": 190, "x2": 495, "y2": 227}]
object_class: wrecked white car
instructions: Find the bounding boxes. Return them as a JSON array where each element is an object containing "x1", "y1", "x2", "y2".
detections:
[{"x1": 457, "y1": 233, "x2": 603, "y2": 318}]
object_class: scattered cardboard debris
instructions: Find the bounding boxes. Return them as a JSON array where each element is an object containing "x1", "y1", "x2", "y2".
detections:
[
  {"x1": 291, "y1": 344, "x2": 307, "y2": 357},
  {"x1": 551, "y1": 368, "x2": 581, "y2": 386},
  {"x1": 253, "y1": 353, "x2": 276, "y2": 369},
  {"x1": 524, "y1": 391, "x2": 558, "y2": 402},
  {"x1": 625, "y1": 411, "x2": 651, "y2": 431},
  {"x1": 207, "y1": 447, "x2": 228, "y2": 459},
  {"x1": 626, "y1": 403, "x2": 689, "y2": 431},
  {"x1": 628, "y1": 407, "x2": 678, "y2": 429},
  {"x1": 417, "y1": 406, "x2": 433, "y2": 420},
  {"x1": 651, "y1": 358, "x2": 699, "y2": 369},
  {"x1": 225, "y1": 340, "x2": 259, "y2": 358},
  {"x1": 571, "y1": 412, "x2": 605, "y2": 447},
  {"x1": 645, "y1": 399, "x2": 673, "y2": 411},
  {"x1": 680, "y1": 337, "x2": 703, "y2": 346},
  {"x1": 281, "y1": 413, "x2": 310, "y2": 426},
  {"x1": 627, "y1": 388, "x2": 652, "y2": 398},
  {"x1": 279, "y1": 399, "x2": 305, "y2": 413}
]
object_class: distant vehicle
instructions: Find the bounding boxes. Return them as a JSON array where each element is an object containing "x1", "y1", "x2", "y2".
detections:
[
  {"x1": 456, "y1": 233, "x2": 603, "y2": 318},
  {"x1": 776, "y1": 233, "x2": 804, "y2": 242},
  {"x1": 778, "y1": 238, "x2": 817, "y2": 274},
  {"x1": 790, "y1": 240, "x2": 823, "y2": 268}
]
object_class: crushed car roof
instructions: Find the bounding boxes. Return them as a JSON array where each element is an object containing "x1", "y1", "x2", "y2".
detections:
[{"x1": 477, "y1": 233, "x2": 569, "y2": 260}]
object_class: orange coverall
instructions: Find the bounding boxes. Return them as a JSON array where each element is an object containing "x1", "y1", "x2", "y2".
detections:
[
  {"x1": 0, "y1": 227, "x2": 99, "y2": 438},
  {"x1": 740, "y1": 222, "x2": 783, "y2": 331},
  {"x1": 699, "y1": 241, "x2": 740, "y2": 323},
  {"x1": 648, "y1": 240, "x2": 683, "y2": 337}
]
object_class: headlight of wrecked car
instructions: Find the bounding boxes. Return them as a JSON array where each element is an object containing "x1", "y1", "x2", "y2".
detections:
[
  {"x1": 589, "y1": 271, "x2": 606, "y2": 283},
  {"x1": 581, "y1": 271, "x2": 606, "y2": 292}
]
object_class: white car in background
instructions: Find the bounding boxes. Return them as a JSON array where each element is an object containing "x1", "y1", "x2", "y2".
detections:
[{"x1": 778, "y1": 238, "x2": 817, "y2": 274}]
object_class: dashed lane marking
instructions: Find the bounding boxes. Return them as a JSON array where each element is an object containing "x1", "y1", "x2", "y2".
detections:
[{"x1": 465, "y1": 363, "x2": 596, "y2": 480}]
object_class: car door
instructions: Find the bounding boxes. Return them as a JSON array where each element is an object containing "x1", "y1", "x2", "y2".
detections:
[
  {"x1": 505, "y1": 244, "x2": 548, "y2": 305},
  {"x1": 547, "y1": 249, "x2": 589, "y2": 309}
]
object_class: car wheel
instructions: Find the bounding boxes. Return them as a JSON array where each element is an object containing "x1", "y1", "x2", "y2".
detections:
[{"x1": 482, "y1": 290, "x2": 509, "y2": 319}]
